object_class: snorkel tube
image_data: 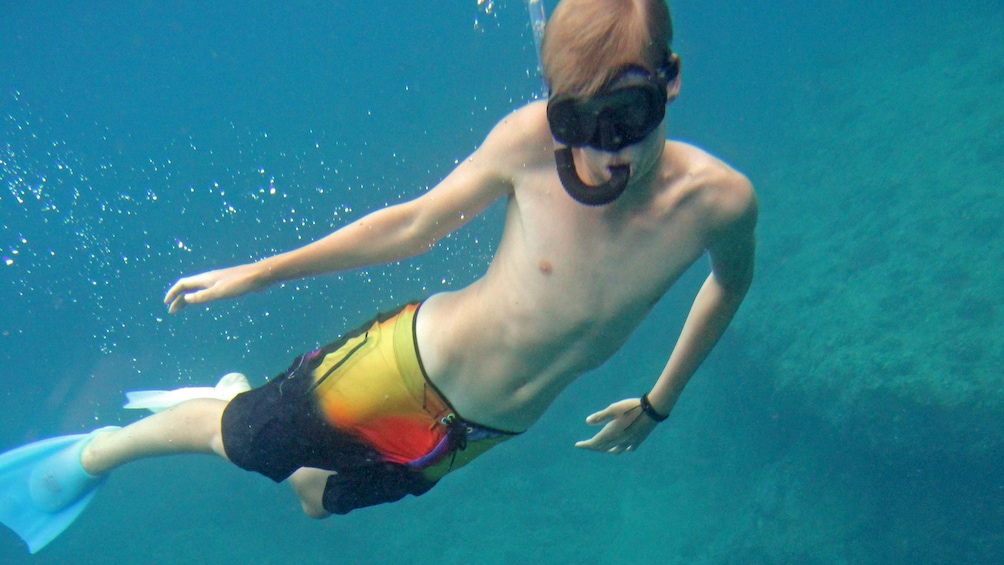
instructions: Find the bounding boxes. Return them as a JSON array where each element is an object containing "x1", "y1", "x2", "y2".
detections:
[
  {"x1": 554, "y1": 147, "x2": 630, "y2": 206},
  {"x1": 527, "y1": 1, "x2": 631, "y2": 206},
  {"x1": 526, "y1": 0, "x2": 547, "y2": 95}
]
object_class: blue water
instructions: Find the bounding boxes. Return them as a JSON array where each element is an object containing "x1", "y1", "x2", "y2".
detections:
[{"x1": 2, "y1": 1, "x2": 1002, "y2": 562}]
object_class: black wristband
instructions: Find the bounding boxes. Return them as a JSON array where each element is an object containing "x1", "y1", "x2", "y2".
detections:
[{"x1": 639, "y1": 393, "x2": 669, "y2": 423}]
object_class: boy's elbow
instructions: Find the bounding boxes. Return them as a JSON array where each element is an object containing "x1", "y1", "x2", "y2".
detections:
[
  {"x1": 398, "y1": 216, "x2": 445, "y2": 257},
  {"x1": 733, "y1": 269, "x2": 754, "y2": 299},
  {"x1": 709, "y1": 241, "x2": 755, "y2": 300},
  {"x1": 386, "y1": 202, "x2": 440, "y2": 258},
  {"x1": 717, "y1": 267, "x2": 753, "y2": 301},
  {"x1": 709, "y1": 237, "x2": 756, "y2": 299}
]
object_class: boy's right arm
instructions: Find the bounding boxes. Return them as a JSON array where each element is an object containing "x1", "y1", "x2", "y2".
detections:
[{"x1": 164, "y1": 108, "x2": 534, "y2": 314}]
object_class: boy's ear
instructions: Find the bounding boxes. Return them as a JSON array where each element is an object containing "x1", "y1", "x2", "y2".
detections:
[{"x1": 666, "y1": 54, "x2": 682, "y2": 103}]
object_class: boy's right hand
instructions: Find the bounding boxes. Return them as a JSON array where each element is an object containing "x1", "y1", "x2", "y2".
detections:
[
  {"x1": 164, "y1": 263, "x2": 267, "y2": 314},
  {"x1": 574, "y1": 398, "x2": 658, "y2": 454}
]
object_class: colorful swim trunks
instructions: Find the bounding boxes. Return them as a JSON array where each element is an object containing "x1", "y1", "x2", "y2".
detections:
[{"x1": 220, "y1": 302, "x2": 517, "y2": 514}]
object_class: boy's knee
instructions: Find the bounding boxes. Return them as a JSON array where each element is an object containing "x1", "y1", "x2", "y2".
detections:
[
  {"x1": 289, "y1": 467, "x2": 334, "y2": 519},
  {"x1": 180, "y1": 398, "x2": 229, "y2": 458},
  {"x1": 210, "y1": 432, "x2": 228, "y2": 460},
  {"x1": 301, "y1": 500, "x2": 331, "y2": 520}
]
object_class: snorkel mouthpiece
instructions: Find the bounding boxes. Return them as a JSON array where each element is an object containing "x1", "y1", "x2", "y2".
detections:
[{"x1": 554, "y1": 147, "x2": 630, "y2": 206}]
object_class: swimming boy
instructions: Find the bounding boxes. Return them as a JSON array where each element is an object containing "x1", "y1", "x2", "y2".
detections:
[{"x1": 0, "y1": 0, "x2": 755, "y2": 552}]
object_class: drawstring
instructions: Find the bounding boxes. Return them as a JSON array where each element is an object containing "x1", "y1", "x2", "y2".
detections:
[
  {"x1": 440, "y1": 413, "x2": 469, "y2": 452},
  {"x1": 307, "y1": 332, "x2": 370, "y2": 394},
  {"x1": 439, "y1": 412, "x2": 470, "y2": 472}
]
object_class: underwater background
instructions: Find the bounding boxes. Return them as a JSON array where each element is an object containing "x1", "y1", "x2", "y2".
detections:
[{"x1": 1, "y1": 0, "x2": 1001, "y2": 562}]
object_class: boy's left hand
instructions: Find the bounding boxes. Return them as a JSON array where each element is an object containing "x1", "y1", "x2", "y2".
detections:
[{"x1": 574, "y1": 398, "x2": 658, "y2": 454}]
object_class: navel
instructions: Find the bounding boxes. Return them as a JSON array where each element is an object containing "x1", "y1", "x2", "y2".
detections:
[{"x1": 538, "y1": 259, "x2": 553, "y2": 275}]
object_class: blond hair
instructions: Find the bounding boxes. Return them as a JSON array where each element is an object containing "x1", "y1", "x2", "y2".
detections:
[{"x1": 542, "y1": 0, "x2": 672, "y2": 97}]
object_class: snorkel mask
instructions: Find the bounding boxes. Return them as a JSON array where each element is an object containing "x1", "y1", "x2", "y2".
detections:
[{"x1": 547, "y1": 54, "x2": 679, "y2": 206}]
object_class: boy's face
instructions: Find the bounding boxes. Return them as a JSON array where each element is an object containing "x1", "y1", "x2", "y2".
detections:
[
  {"x1": 546, "y1": 54, "x2": 680, "y2": 206},
  {"x1": 547, "y1": 54, "x2": 680, "y2": 154},
  {"x1": 577, "y1": 115, "x2": 667, "y2": 186}
]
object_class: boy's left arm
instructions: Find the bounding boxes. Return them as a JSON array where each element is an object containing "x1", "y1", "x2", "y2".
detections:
[{"x1": 576, "y1": 173, "x2": 757, "y2": 454}]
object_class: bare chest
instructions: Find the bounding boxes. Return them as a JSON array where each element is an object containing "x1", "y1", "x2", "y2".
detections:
[{"x1": 518, "y1": 190, "x2": 706, "y2": 319}]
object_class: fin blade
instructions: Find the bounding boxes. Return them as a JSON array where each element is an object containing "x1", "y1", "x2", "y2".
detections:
[
  {"x1": 123, "y1": 373, "x2": 250, "y2": 412},
  {"x1": 0, "y1": 429, "x2": 115, "y2": 553}
]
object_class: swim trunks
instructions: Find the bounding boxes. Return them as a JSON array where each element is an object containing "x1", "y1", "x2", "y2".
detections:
[{"x1": 220, "y1": 302, "x2": 517, "y2": 515}]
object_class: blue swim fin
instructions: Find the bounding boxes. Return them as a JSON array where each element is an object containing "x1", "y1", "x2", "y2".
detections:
[{"x1": 0, "y1": 426, "x2": 119, "y2": 553}]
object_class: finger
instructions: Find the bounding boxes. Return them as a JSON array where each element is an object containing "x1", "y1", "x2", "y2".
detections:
[
  {"x1": 168, "y1": 291, "x2": 199, "y2": 314},
  {"x1": 167, "y1": 295, "x2": 185, "y2": 314},
  {"x1": 185, "y1": 289, "x2": 207, "y2": 304},
  {"x1": 574, "y1": 435, "x2": 611, "y2": 451},
  {"x1": 164, "y1": 286, "x2": 179, "y2": 306},
  {"x1": 164, "y1": 277, "x2": 199, "y2": 306},
  {"x1": 584, "y1": 407, "x2": 615, "y2": 426},
  {"x1": 167, "y1": 287, "x2": 211, "y2": 314},
  {"x1": 575, "y1": 440, "x2": 609, "y2": 452},
  {"x1": 575, "y1": 426, "x2": 623, "y2": 451}
]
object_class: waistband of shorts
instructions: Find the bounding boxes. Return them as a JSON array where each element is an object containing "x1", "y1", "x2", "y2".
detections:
[{"x1": 401, "y1": 300, "x2": 521, "y2": 437}]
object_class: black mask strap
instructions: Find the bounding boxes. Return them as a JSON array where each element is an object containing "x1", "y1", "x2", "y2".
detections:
[{"x1": 554, "y1": 147, "x2": 630, "y2": 206}]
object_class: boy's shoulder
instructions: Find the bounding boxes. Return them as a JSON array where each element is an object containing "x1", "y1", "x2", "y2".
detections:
[
  {"x1": 476, "y1": 101, "x2": 554, "y2": 173},
  {"x1": 663, "y1": 141, "x2": 756, "y2": 230},
  {"x1": 503, "y1": 100, "x2": 550, "y2": 133},
  {"x1": 664, "y1": 140, "x2": 745, "y2": 183},
  {"x1": 494, "y1": 101, "x2": 552, "y2": 148}
]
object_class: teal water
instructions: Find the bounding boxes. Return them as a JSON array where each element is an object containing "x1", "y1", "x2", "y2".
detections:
[{"x1": 2, "y1": 1, "x2": 1002, "y2": 562}]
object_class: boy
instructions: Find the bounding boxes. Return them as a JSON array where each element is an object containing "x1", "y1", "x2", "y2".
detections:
[{"x1": 0, "y1": 0, "x2": 755, "y2": 553}]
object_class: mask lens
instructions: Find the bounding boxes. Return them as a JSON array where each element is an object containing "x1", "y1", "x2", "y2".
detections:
[
  {"x1": 547, "y1": 67, "x2": 668, "y2": 151},
  {"x1": 547, "y1": 96, "x2": 594, "y2": 147},
  {"x1": 584, "y1": 86, "x2": 662, "y2": 152},
  {"x1": 605, "y1": 89, "x2": 658, "y2": 132}
]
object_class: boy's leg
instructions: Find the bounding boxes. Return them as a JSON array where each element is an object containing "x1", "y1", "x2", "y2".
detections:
[
  {"x1": 288, "y1": 467, "x2": 335, "y2": 519},
  {"x1": 78, "y1": 397, "x2": 338, "y2": 520},
  {"x1": 80, "y1": 398, "x2": 229, "y2": 475}
]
